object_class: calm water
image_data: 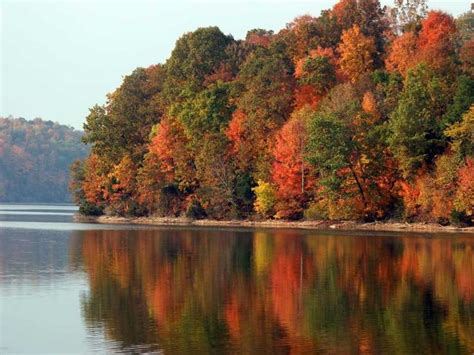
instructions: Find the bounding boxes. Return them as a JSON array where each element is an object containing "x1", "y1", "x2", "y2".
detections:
[{"x1": 0, "y1": 205, "x2": 473, "y2": 354}]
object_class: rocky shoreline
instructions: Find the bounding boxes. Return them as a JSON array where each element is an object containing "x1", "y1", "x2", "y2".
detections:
[{"x1": 74, "y1": 214, "x2": 474, "y2": 234}]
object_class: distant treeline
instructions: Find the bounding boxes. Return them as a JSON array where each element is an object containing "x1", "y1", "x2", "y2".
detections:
[
  {"x1": 0, "y1": 117, "x2": 88, "y2": 203},
  {"x1": 71, "y1": 0, "x2": 474, "y2": 224}
]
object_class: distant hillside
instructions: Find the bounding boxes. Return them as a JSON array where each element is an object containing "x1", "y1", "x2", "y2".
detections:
[{"x1": 0, "y1": 117, "x2": 89, "y2": 203}]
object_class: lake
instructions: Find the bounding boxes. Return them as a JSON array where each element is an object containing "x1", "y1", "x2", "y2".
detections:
[{"x1": 0, "y1": 204, "x2": 473, "y2": 354}]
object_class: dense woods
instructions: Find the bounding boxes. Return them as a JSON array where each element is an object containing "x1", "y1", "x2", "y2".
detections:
[
  {"x1": 72, "y1": 0, "x2": 474, "y2": 224},
  {"x1": 0, "y1": 117, "x2": 88, "y2": 202}
]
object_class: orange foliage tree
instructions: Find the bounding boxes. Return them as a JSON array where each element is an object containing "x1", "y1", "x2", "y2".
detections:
[
  {"x1": 386, "y1": 11, "x2": 457, "y2": 76},
  {"x1": 385, "y1": 31, "x2": 418, "y2": 76},
  {"x1": 454, "y1": 158, "x2": 474, "y2": 222},
  {"x1": 338, "y1": 25, "x2": 376, "y2": 83},
  {"x1": 417, "y1": 11, "x2": 457, "y2": 72},
  {"x1": 272, "y1": 108, "x2": 315, "y2": 219}
]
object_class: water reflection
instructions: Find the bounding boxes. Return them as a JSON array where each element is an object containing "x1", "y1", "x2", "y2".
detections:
[{"x1": 71, "y1": 229, "x2": 474, "y2": 354}]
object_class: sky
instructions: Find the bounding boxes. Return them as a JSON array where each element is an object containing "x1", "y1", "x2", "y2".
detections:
[{"x1": 1, "y1": 0, "x2": 471, "y2": 129}]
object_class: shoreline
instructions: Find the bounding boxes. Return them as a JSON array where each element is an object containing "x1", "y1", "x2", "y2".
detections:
[{"x1": 74, "y1": 214, "x2": 474, "y2": 234}]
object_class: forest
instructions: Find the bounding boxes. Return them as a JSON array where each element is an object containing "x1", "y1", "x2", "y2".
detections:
[
  {"x1": 71, "y1": 0, "x2": 474, "y2": 224},
  {"x1": 0, "y1": 117, "x2": 88, "y2": 203}
]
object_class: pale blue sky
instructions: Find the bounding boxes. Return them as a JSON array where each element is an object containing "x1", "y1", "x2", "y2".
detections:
[{"x1": 1, "y1": 0, "x2": 470, "y2": 129}]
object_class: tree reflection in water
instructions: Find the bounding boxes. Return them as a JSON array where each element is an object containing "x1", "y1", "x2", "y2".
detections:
[{"x1": 69, "y1": 229, "x2": 474, "y2": 353}]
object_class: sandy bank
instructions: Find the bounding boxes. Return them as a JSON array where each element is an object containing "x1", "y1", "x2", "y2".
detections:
[{"x1": 74, "y1": 214, "x2": 474, "y2": 234}]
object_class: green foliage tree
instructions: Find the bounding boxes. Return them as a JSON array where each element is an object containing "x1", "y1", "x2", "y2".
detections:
[
  {"x1": 388, "y1": 64, "x2": 448, "y2": 178},
  {"x1": 442, "y1": 75, "x2": 474, "y2": 127},
  {"x1": 171, "y1": 82, "x2": 234, "y2": 143},
  {"x1": 83, "y1": 66, "x2": 166, "y2": 164},
  {"x1": 298, "y1": 56, "x2": 336, "y2": 93},
  {"x1": 164, "y1": 27, "x2": 234, "y2": 95},
  {"x1": 307, "y1": 112, "x2": 354, "y2": 196}
]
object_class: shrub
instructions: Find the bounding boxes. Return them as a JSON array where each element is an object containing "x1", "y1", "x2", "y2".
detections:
[{"x1": 252, "y1": 180, "x2": 276, "y2": 218}]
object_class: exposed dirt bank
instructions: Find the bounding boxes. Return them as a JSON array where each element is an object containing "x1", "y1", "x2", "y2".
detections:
[{"x1": 74, "y1": 214, "x2": 474, "y2": 234}]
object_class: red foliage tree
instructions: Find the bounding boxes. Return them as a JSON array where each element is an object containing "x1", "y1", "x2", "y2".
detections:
[
  {"x1": 417, "y1": 11, "x2": 457, "y2": 71},
  {"x1": 272, "y1": 108, "x2": 314, "y2": 219}
]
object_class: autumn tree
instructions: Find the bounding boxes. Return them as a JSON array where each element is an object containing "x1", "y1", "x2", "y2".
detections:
[
  {"x1": 136, "y1": 150, "x2": 168, "y2": 215},
  {"x1": 338, "y1": 26, "x2": 376, "y2": 83},
  {"x1": 70, "y1": 159, "x2": 103, "y2": 215},
  {"x1": 385, "y1": 31, "x2": 418, "y2": 76},
  {"x1": 245, "y1": 29, "x2": 274, "y2": 47},
  {"x1": 106, "y1": 155, "x2": 141, "y2": 216},
  {"x1": 416, "y1": 11, "x2": 457, "y2": 73},
  {"x1": 171, "y1": 82, "x2": 234, "y2": 144},
  {"x1": 83, "y1": 66, "x2": 166, "y2": 165},
  {"x1": 453, "y1": 158, "x2": 474, "y2": 224},
  {"x1": 253, "y1": 180, "x2": 276, "y2": 218},
  {"x1": 307, "y1": 80, "x2": 398, "y2": 219},
  {"x1": 194, "y1": 133, "x2": 239, "y2": 218},
  {"x1": 332, "y1": 0, "x2": 389, "y2": 59},
  {"x1": 460, "y1": 39, "x2": 474, "y2": 76},
  {"x1": 272, "y1": 107, "x2": 314, "y2": 219},
  {"x1": 445, "y1": 105, "x2": 474, "y2": 158},
  {"x1": 228, "y1": 43, "x2": 295, "y2": 180},
  {"x1": 455, "y1": 11, "x2": 474, "y2": 44},
  {"x1": 164, "y1": 27, "x2": 234, "y2": 96},
  {"x1": 443, "y1": 76, "x2": 474, "y2": 128},
  {"x1": 388, "y1": 64, "x2": 448, "y2": 178},
  {"x1": 148, "y1": 117, "x2": 195, "y2": 192},
  {"x1": 390, "y1": 0, "x2": 427, "y2": 32}
]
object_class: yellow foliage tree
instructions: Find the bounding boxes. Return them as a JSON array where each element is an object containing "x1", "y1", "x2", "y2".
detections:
[{"x1": 338, "y1": 25, "x2": 376, "y2": 83}]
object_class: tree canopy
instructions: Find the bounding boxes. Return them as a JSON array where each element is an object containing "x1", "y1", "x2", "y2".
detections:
[{"x1": 72, "y1": 1, "x2": 474, "y2": 224}]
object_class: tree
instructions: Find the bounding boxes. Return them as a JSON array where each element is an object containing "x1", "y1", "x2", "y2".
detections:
[
  {"x1": 245, "y1": 29, "x2": 274, "y2": 47},
  {"x1": 454, "y1": 158, "x2": 474, "y2": 223},
  {"x1": 164, "y1": 27, "x2": 234, "y2": 95},
  {"x1": 136, "y1": 150, "x2": 167, "y2": 215},
  {"x1": 171, "y1": 82, "x2": 234, "y2": 143},
  {"x1": 0, "y1": 117, "x2": 88, "y2": 203},
  {"x1": 70, "y1": 160, "x2": 103, "y2": 215},
  {"x1": 272, "y1": 108, "x2": 314, "y2": 219},
  {"x1": 416, "y1": 11, "x2": 457, "y2": 73},
  {"x1": 390, "y1": 0, "x2": 427, "y2": 32},
  {"x1": 81, "y1": 154, "x2": 108, "y2": 208},
  {"x1": 456, "y1": 11, "x2": 474, "y2": 44},
  {"x1": 385, "y1": 31, "x2": 418, "y2": 76},
  {"x1": 83, "y1": 66, "x2": 166, "y2": 165},
  {"x1": 228, "y1": 44, "x2": 295, "y2": 180},
  {"x1": 306, "y1": 110, "x2": 353, "y2": 192},
  {"x1": 388, "y1": 64, "x2": 448, "y2": 178},
  {"x1": 252, "y1": 180, "x2": 276, "y2": 218},
  {"x1": 279, "y1": 15, "x2": 321, "y2": 60},
  {"x1": 307, "y1": 81, "x2": 398, "y2": 219},
  {"x1": 106, "y1": 155, "x2": 140, "y2": 216},
  {"x1": 72, "y1": 4, "x2": 472, "y2": 223},
  {"x1": 195, "y1": 133, "x2": 238, "y2": 218},
  {"x1": 386, "y1": 11, "x2": 457, "y2": 76},
  {"x1": 332, "y1": 0, "x2": 389, "y2": 58},
  {"x1": 445, "y1": 105, "x2": 474, "y2": 158},
  {"x1": 148, "y1": 117, "x2": 195, "y2": 191},
  {"x1": 442, "y1": 76, "x2": 474, "y2": 128},
  {"x1": 338, "y1": 25, "x2": 376, "y2": 83},
  {"x1": 294, "y1": 48, "x2": 339, "y2": 109},
  {"x1": 297, "y1": 56, "x2": 336, "y2": 93},
  {"x1": 460, "y1": 39, "x2": 474, "y2": 76}
]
